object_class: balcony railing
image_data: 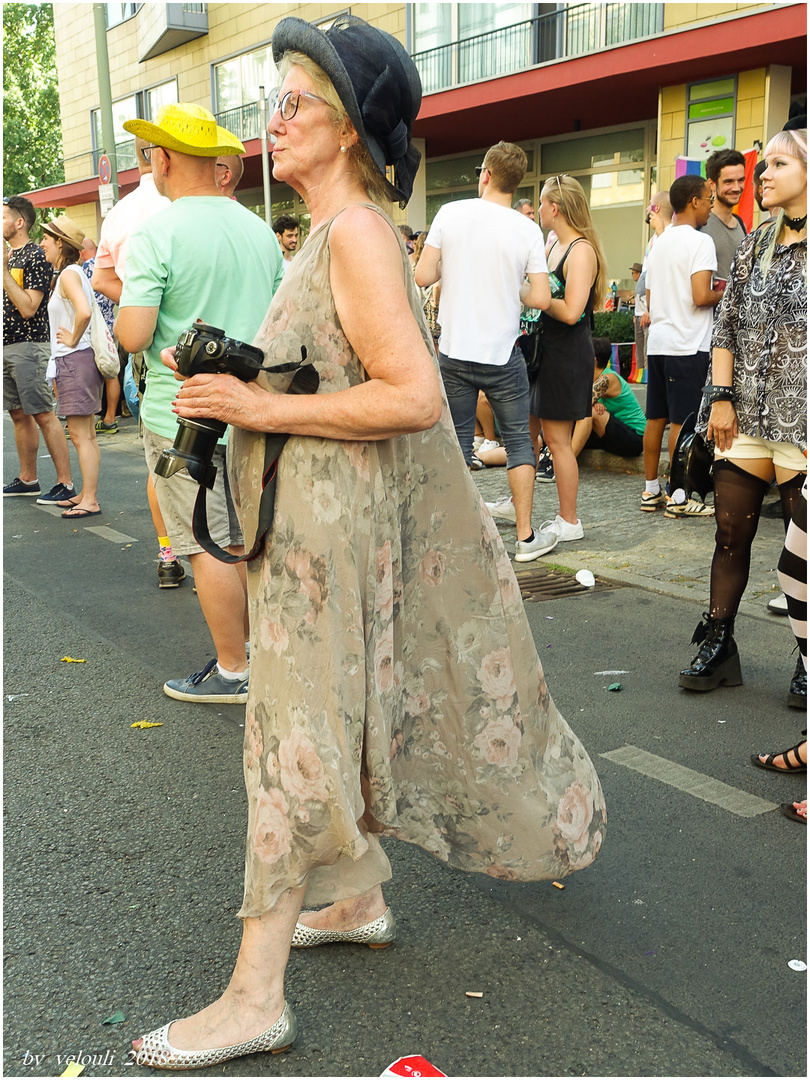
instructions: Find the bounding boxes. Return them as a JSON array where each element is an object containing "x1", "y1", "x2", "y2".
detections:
[
  {"x1": 412, "y1": 2, "x2": 664, "y2": 95},
  {"x1": 91, "y1": 139, "x2": 138, "y2": 175},
  {"x1": 215, "y1": 101, "x2": 262, "y2": 144}
]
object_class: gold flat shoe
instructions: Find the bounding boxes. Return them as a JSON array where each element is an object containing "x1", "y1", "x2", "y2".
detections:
[
  {"x1": 131, "y1": 1001, "x2": 297, "y2": 1070},
  {"x1": 291, "y1": 906, "x2": 396, "y2": 948}
]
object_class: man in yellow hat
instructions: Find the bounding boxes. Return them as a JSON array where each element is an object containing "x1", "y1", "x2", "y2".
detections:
[{"x1": 116, "y1": 103, "x2": 284, "y2": 704}]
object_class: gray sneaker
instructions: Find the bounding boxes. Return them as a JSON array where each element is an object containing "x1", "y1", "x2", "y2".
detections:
[
  {"x1": 514, "y1": 529, "x2": 558, "y2": 562},
  {"x1": 163, "y1": 659, "x2": 248, "y2": 703},
  {"x1": 485, "y1": 496, "x2": 517, "y2": 523}
]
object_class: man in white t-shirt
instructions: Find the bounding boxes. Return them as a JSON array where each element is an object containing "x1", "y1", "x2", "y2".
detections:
[
  {"x1": 641, "y1": 174, "x2": 723, "y2": 514},
  {"x1": 415, "y1": 141, "x2": 553, "y2": 561}
]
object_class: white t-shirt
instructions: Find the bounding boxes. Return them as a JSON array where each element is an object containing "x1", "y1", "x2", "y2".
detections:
[
  {"x1": 424, "y1": 199, "x2": 547, "y2": 365},
  {"x1": 48, "y1": 263, "x2": 94, "y2": 357},
  {"x1": 645, "y1": 224, "x2": 717, "y2": 355}
]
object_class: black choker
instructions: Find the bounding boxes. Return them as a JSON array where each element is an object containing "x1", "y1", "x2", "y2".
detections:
[{"x1": 784, "y1": 213, "x2": 807, "y2": 231}]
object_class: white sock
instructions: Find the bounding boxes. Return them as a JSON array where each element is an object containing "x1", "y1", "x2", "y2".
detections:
[
  {"x1": 645, "y1": 480, "x2": 661, "y2": 495},
  {"x1": 217, "y1": 663, "x2": 249, "y2": 681},
  {"x1": 670, "y1": 487, "x2": 686, "y2": 505}
]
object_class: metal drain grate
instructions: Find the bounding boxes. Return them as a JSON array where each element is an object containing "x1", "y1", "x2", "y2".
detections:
[{"x1": 514, "y1": 565, "x2": 622, "y2": 603}]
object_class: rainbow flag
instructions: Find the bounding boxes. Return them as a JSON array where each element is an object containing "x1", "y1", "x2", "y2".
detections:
[
  {"x1": 608, "y1": 344, "x2": 647, "y2": 384},
  {"x1": 675, "y1": 149, "x2": 759, "y2": 232}
]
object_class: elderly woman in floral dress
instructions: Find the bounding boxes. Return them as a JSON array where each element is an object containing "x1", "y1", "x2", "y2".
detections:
[{"x1": 132, "y1": 15, "x2": 605, "y2": 1071}]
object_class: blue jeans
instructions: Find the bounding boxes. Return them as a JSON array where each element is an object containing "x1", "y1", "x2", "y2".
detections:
[{"x1": 439, "y1": 346, "x2": 535, "y2": 470}]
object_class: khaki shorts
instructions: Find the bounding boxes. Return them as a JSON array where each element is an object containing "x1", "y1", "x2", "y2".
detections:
[
  {"x1": 143, "y1": 426, "x2": 243, "y2": 558},
  {"x1": 3, "y1": 341, "x2": 55, "y2": 415},
  {"x1": 715, "y1": 433, "x2": 807, "y2": 474}
]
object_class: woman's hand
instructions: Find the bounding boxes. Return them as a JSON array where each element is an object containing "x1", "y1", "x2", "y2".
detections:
[
  {"x1": 56, "y1": 324, "x2": 79, "y2": 349},
  {"x1": 160, "y1": 345, "x2": 185, "y2": 382},
  {"x1": 706, "y1": 400, "x2": 738, "y2": 452},
  {"x1": 172, "y1": 372, "x2": 273, "y2": 432}
]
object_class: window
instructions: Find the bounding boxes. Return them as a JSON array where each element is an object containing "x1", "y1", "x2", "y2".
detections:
[
  {"x1": 105, "y1": 3, "x2": 141, "y2": 28},
  {"x1": 413, "y1": 4, "x2": 664, "y2": 93},
  {"x1": 685, "y1": 78, "x2": 737, "y2": 160},
  {"x1": 413, "y1": 3, "x2": 532, "y2": 92},
  {"x1": 424, "y1": 122, "x2": 654, "y2": 291},
  {"x1": 213, "y1": 43, "x2": 278, "y2": 142},
  {"x1": 214, "y1": 44, "x2": 277, "y2": 113},
  {"x1": 91, "y1": 80, "x2": 177, "y2": 171}
]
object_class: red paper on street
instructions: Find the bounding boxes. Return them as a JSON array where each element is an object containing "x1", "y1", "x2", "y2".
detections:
[{"x1": 381, "y1": 1054, "x2": 447, "y2": 1077}]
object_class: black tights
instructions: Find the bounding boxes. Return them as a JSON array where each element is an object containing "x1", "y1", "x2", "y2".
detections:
[{"x1": 710, "y1": 460, "x2": 804, "y2": 621}]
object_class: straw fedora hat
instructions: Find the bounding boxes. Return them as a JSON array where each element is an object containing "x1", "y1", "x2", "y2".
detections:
[
  {"x1": 42, "y1": 216, "x2": 85, "y2": 252},
  {"x1": 123, "y1": 102, "x2": 245, "y2": 157}
]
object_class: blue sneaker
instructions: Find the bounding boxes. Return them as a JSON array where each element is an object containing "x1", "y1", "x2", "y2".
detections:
[
  {"x1": 36, "y1": 482, "x2": 77, "y2": 505},
  {"x1": 163, "y1": 658, "x2": 248, "y2": 703},
  {"x1": 4, "y1": 477, "x2": 41, "y2": 497}
]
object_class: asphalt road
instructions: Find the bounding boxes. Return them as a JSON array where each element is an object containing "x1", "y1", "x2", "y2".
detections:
[{"x1": 3, "y1": 419, "x2": 806, "y2": 1079}]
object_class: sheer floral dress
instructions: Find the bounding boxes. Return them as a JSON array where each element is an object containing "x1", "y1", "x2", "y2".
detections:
[{"x1": 228, "y1": 206, "x2": 606, "y2": 918}]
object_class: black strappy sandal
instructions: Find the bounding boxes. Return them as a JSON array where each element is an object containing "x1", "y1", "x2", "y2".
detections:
[{"x1": 751, "y1": 737, "x2": 807, "y2": 774}]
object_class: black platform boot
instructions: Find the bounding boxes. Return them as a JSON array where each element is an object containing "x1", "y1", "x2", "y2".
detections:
[
  {"x1": 788, "y1": 655, "x2": 807, "y2": 710},
  {"x1": 679, "y1": 613, "x2": 743, "y2": 691}
]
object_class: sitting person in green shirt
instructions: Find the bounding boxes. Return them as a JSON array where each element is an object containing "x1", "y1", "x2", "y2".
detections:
[{"x1": 572, "y1": 336, "x2": 645, "y2": 458}]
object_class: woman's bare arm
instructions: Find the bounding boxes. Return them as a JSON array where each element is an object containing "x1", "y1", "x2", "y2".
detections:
[{"x1": 171, "y1": 207, "x2": 443, "y2": 441}]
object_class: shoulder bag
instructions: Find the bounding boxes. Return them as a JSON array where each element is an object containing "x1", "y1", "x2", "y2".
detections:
[
  {"x1": 58, "y1": 266, "x2": 120, "y2": 379},
  {"x1": 89, "y1": 294, "x2": 121, "y2": 379}
]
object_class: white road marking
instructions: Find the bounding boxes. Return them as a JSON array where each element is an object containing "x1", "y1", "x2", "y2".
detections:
[
  {"x1": 85, "y1": 526, "x2": 139, "y2": 543},
  {"x1": 600, "y1": 744, "x2": 777, "y2": 817}
]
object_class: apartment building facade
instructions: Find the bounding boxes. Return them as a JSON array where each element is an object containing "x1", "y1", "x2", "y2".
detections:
[{"x1": 25, "y1": 2, "x2": 807, "y2": 291}]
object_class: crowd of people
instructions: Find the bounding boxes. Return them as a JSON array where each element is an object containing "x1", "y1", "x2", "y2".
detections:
[{"x1": 2, "y1": 11, "x2": 805, "y2": 1071}]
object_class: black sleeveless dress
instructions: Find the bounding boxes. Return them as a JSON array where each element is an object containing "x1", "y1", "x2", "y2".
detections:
[{"x1": 530, "y1": 238, "x2": 595, "y2": 421}]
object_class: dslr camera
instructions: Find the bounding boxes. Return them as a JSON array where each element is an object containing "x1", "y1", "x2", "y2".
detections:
[{"x1": 154, "y1": 322, "x2": 265, "y2": 488}]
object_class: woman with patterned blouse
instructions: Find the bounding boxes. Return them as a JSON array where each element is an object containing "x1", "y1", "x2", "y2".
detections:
[{"x1": 680, "y1": 128, "x2": 807, "y2": 703}]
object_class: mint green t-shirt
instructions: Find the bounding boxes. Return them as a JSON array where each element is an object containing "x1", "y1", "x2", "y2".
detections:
[{"x1": 120, "y1": 196, "x2": 284, "y2": 440}]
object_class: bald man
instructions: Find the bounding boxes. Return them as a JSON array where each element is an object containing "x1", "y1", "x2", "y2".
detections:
[{"x1": 215, "y1": 155, "x2": 244, "y2": 199}]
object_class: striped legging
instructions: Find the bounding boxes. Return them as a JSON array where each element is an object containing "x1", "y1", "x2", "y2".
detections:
[{"x1": 778, "y1": 479, "x2": 808, "y2": 669}]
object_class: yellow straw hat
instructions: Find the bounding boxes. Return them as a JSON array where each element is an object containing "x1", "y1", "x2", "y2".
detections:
[{"x1": 123, "y1": 102, "x2": 245, "y2": 157}]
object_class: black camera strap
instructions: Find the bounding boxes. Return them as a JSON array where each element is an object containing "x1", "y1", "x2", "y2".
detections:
[
  {"x1": 192, "y1": 432, "x2": 288, "y2": 563},
  {"x1": 191, "y1": 362, "x2": 319, "y2": 564}
]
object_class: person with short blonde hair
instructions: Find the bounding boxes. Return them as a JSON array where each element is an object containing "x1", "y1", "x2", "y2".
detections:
[
  {"x1": 417, "y1": 142, "x2": 554, "y2": 560},
  {"x1": 483, "y1": 141, "x2": 528, "y2": 194}
]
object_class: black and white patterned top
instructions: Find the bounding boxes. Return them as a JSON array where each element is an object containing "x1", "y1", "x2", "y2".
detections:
[{"x1": 701, "y1": 225, "x2": 807, "y2": 450}]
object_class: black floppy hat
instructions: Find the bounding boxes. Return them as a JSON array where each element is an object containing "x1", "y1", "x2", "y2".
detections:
[{"x1": 271, "y1": 14, "x2": 422, "y2": 204}]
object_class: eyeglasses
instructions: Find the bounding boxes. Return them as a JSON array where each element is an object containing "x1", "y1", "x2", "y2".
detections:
[
  {"x1": 475, "y1": 165, "x2": 489, "y2": 177},
  {"x1": 215, "y1": 163, "x2": 228, "y2": 169},
  {"x1": 270, "y1": 88, "x2": 331, "y2": 122},
  {"x1": 141, "y1": 145, "x2": 163, "y2": 163},
  {"x1": 697, "y1": 194, "x2": 716, "y2": 204}
]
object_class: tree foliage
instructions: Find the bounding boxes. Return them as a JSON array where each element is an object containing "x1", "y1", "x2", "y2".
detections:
[{"x1": 3, "y1": 3, "x2": 65, "y2": 198}]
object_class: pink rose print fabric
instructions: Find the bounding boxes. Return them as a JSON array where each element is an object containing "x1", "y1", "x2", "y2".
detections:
[{"x1": 229, "y1": 206, "x2": 606, "y2": 918}]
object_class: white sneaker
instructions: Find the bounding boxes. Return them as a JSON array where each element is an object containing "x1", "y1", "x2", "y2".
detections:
[
  {"x1": 485, "y1": 496, "x2": 517, "y2": 524},
  {"x1": 476, "y1": 438, "x2": 501, "y2": 455},
  {"x1": 767, "y1": 593, "x2": 789, "y2": 615},
  {"x1": 541, "y1": 515, "x2": 584, "y2": 542},
  {"x1": 515, "y1": 528, "x2": 558, "y2": 562}
]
